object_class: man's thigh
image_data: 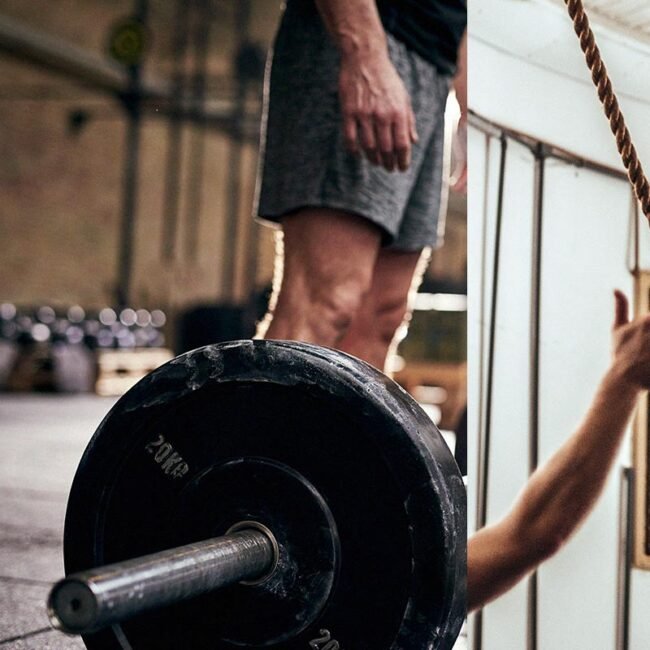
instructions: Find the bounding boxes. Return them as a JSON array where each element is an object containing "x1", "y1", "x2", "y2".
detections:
[{"x1": 280, "y1": 208, "x2": 383, "y2": 294}]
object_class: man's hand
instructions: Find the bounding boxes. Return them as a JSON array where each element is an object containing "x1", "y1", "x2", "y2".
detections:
[
  {"x1": 451, "y1": 114, "x2": 467, "y2": 193},
  {"x1": 339, "y1": 52, "x2": 418, "y2": 172},
  {"x1": 611, "y1": 289, "x2": 650, "y2": 389},
  {"x1": 314, "y1": 0, "x2": 418, "y2": 172},
  {"x1": 469, "y1": 290, "x2": 647, "y2": 612},
  {"x1": 451, "y1": 33, "x2": 467, "y2": 193}
]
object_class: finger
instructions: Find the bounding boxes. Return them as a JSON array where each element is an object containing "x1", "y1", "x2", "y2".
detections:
[
  {"x1": 343, "y1": 114, "x2": 359, "y2": 155},
  {"x1": 377, "y1": 120, "x2": 395, "y2": 171},
  {"x1": 409, "y1": 106, "x2": 419, "y2": 143},
  {"x1": 613, "y1": 290, "x2": 629, "y2": 329},
  {"x1": 451, "y1": 164, "x2": 468, "y2": 193},
  {"x1": 359, "y1": 115, "x2": 380, "y2": 165},
  {"x1": 393, "y1": 119, "x2": 411, "y2": 171}
]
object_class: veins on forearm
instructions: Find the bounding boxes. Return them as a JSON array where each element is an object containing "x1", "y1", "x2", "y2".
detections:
[
  {"x1": 315, "y1": 0, "x2": 388, "y2": 60},
  {"x1": 510, "y1": 370, "x2": 639, "y2": 561}
]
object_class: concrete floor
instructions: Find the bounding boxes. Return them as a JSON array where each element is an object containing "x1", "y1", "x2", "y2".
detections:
[
  {"x1": 0, "y1": 395, "x2": 467, "y2": 649},
  {"x1": 0, "y1": 395, "x2": 114, "y2": 648}
]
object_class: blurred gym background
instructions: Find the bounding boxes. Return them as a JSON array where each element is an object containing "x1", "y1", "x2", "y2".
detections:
[
  {"x1": 0, "y1": 0, "x2": 467, "y2": 430},
  {"x1": 0, "y1": 2, "x2": 466, "y2": 647}
]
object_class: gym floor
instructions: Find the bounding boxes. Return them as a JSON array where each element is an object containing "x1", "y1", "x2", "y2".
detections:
[
  {"x1": 0, "y1": 395, "x2": 105, "y2": 648},
  {"x1": 0, "y1": 396, "x2": 467, "y2": 649}
]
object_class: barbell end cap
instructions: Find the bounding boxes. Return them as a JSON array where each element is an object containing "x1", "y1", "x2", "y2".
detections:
[{"x1": 47, "y1": 578, "x2": 98, "y2": 635}]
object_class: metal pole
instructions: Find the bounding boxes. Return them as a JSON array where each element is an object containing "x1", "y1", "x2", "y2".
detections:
[
  {"x1": 0, "y1": 13, "x2": 241, "y2": 131},
  {"x1": 244, "y1": 48, "x2": 266, "y2": 301},
  {"x1": 160, "y1": 0, "x2": 192, "y2": 261},
  {"x1": 527, "y1": 143, "x2": 546, "y2": 650},
  {"x1": 116, "y1": 95, "x2": 140, "y2": 307},
  {"x1": 184, "y1": 0, "x2": 212, "y2": 262},
  {"x1": 115, "y1": 0, "x2": 149, "y2": 307},
  {"x1": 221, "y1": 0, "x2": 251, "y2": 302},
  {"x1": 627, "y1": 189, "x2": 640, "y2": 276},
  {"x1": 477, "y1": 133, "x2": 492, "y2": 465},
  {"x1": 244, "y1": 147, "x2": 261, "y2": 300},
  {"x1": 48, "y1": 529, "x2": 276, "y2": 635},
  {"x1": 0, "y1": 13, "x2": 145, "y2": 96},
  {"x1": 472, "y1": 133, "x2": 507, "y2": 650},
  {"x1": 469, "y1": 111, "x2": 629, "y2": 184},
  {"x1": 616, "y1": 467, "x2": 634, "y2": 650}
]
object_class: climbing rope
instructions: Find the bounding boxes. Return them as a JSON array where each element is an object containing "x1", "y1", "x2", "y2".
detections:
[{"x1": 565, "y1": 0, "x2": 650, "y2": 226}]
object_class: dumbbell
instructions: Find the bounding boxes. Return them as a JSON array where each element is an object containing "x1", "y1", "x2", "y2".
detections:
[
  {"x1": 0, "y1": 304, "x2": 19, "y2": 389},
  {"x1": 48, "y1": 340, "x2": 466, "y2": 649}
]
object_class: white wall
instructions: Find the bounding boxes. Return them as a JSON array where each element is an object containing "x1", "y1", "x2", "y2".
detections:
[{"x1": 468, "y1": 1, "x2": 650, "y2": 647}]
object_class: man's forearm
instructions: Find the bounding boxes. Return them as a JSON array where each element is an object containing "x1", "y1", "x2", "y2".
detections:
[
  {"x1": 507, "y1": 367, "x2": 639, "y2": 559},
  {"x1": 314, "y1": 0, "x2": 388, "y2": 60},
  {"x1": 468, "y1": 367, "x2": 641, "y2": 611},
  {"x1": 469, "y1": 292, "x2": 650, "y2": 612},
  {"x1": 453, "y1": 32, "x2": 467, "y2": 116}
]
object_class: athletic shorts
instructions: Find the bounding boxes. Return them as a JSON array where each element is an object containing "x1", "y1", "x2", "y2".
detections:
[{"x1": 255, "y1": 2, "x2": 451, "y2": 251}]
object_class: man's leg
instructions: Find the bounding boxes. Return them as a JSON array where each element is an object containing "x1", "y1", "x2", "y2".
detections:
[
  {"x1": 337, "y1": 248, "x2": 430, "y2": 371},
  {"x1": 257, "y1": 208, "x2": 383, "y2": 346}
]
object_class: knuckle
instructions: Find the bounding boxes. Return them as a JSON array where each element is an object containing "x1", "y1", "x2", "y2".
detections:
[
  {"x1": 382, "y1": 106, "x2": 398, "y2": 120},
  {"x1": 375, "y1": 110, "x2": 391, "y2": 124}
]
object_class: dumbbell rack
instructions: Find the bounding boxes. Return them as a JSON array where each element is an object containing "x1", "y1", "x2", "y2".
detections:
[{"x1": 0, "y1": 303, "x2": 172, "y2": 395}]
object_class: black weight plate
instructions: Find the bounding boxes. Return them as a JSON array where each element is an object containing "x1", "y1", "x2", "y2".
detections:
[
  {"x1": 173, "y1": 457, "x2": 341, "y2": 645},
  {"x1": 63, "y1": 340, "x2": 466, "y2": 649}
]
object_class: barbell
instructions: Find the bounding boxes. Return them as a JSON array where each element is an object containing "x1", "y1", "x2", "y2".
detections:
[{"x1": 47, "y1": 340, "x2": 466, "y2": 649}]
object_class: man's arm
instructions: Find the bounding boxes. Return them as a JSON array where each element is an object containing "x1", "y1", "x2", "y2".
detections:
[
  {"x1": 453, "y1": 32, "x2": 467, "y2": 118},
  {"x1": 451, "y1": 33, "x2": 467, "y2": 193},
  {"x1": 469, "y1": 291, "x2": 650, "y2": 612},
  {"x1": 314, "y1": 0, "x2": 418, "y2": 172}
]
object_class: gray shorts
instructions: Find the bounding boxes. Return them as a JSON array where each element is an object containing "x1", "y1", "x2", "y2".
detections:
[{"x1": 255, "y1": 3, "x2": 451, "y2": 251}]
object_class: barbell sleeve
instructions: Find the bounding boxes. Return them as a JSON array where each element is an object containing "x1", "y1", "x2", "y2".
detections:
[{"x1": 47, "y1": 527, "x2": 277, "y2": 635}]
